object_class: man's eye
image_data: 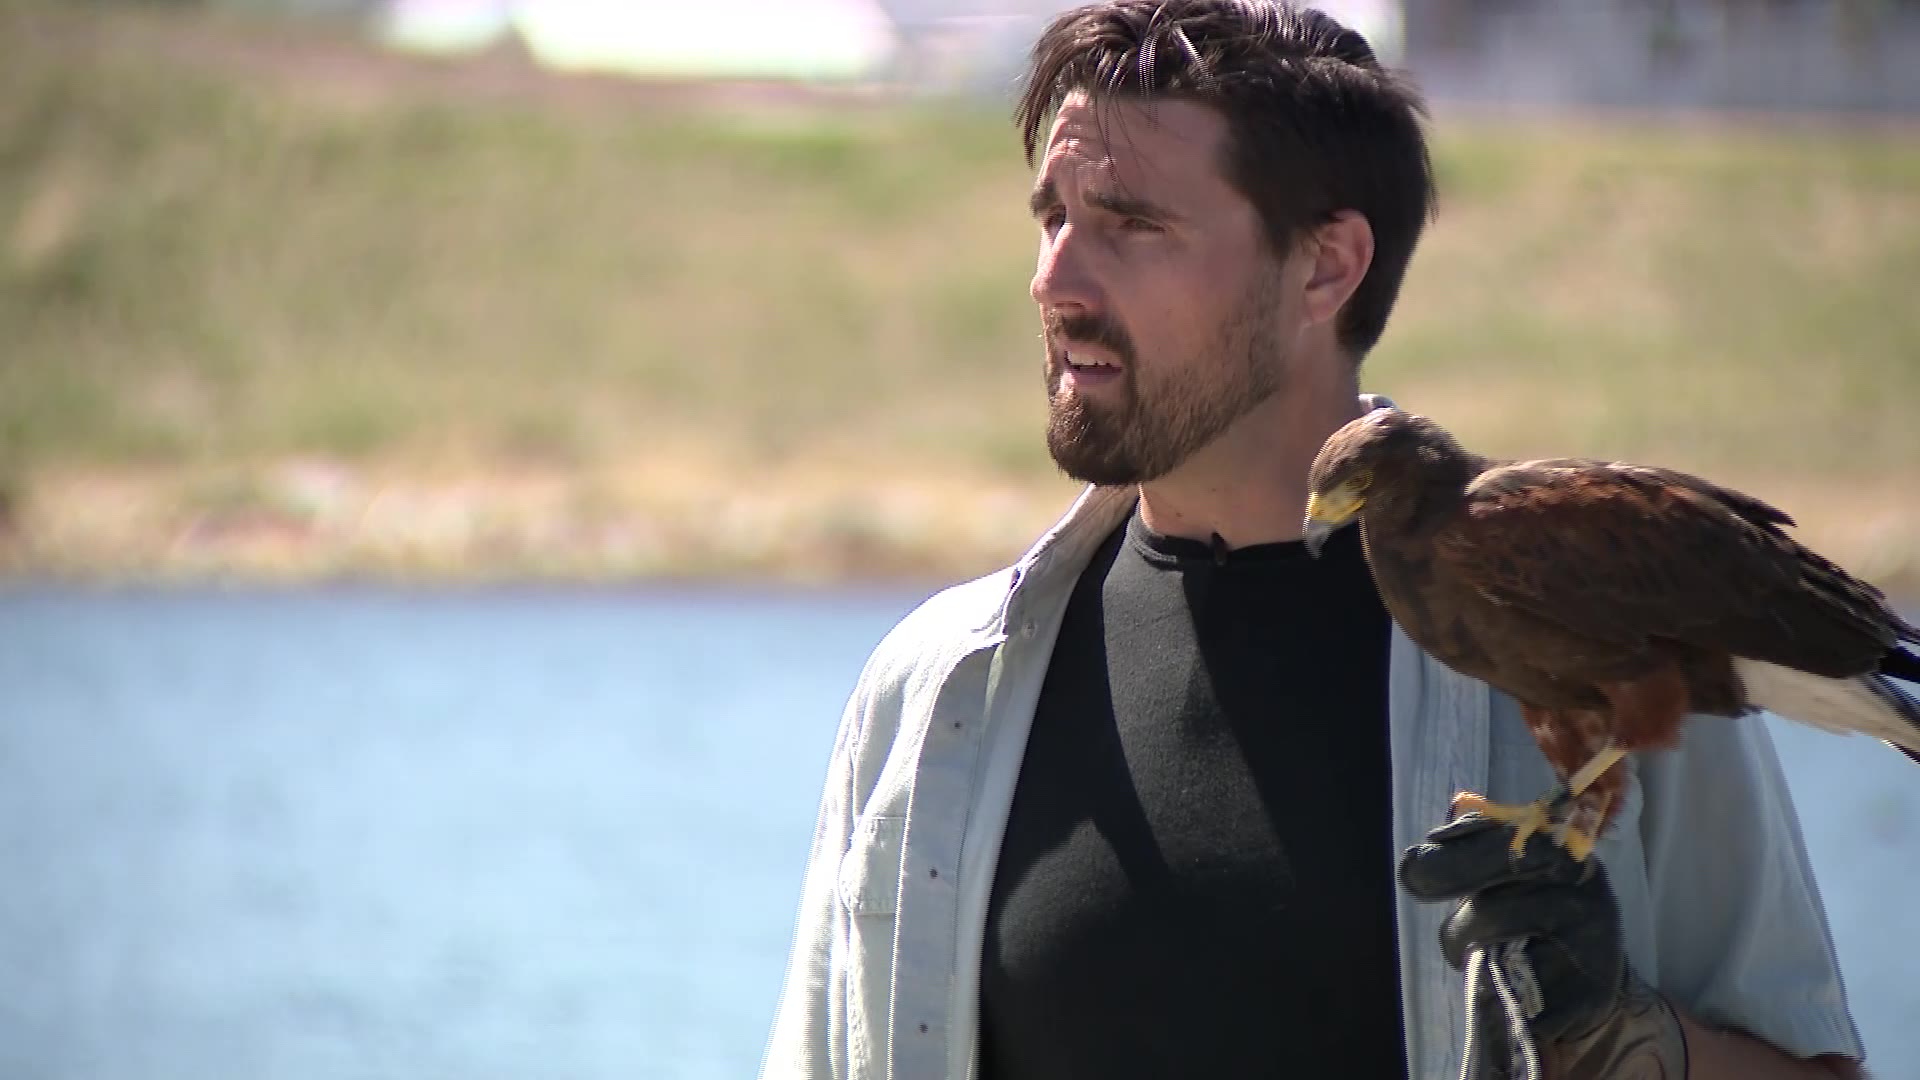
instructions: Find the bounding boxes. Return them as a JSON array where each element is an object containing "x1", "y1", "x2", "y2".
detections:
[
  {"x1": 1118, "y1": 216, "x2": 1162, "y2": 234},
  {"x1": 1040, "y1": 209, "x2": 1066, "y2": 234}
]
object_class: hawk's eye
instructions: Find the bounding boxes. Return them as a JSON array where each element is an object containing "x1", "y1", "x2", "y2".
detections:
[{"x1": 1350, "y1": 468, "x2": 1374, "y2": 493}]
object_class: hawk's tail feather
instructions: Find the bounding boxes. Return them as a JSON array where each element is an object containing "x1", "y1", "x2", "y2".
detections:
[
  {"x1": 1734, "y1": 658, "x2": 1920, "y2": 761},
  {"x1": 1863, "y1": 670, "x2": 1920, "y2": 766},
  {"x1": 1868, "y1": 644, "x2": 1920, "y2": 766},
  {"x1": 1882, "y1": 642, "x2": 1920, "y2": 685},
  {"x1": 1863, "y1": 672, "x2": 1920, "y2": 739}
]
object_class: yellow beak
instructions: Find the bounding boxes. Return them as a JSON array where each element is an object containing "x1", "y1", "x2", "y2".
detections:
[{"x1": 1303, "y1": 487, "x2": 1364, "y2": 557}]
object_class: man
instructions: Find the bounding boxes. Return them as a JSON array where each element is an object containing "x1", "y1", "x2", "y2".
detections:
[{"x1": 760, "y1": 3, "x2": 1869, "y2": 1077}]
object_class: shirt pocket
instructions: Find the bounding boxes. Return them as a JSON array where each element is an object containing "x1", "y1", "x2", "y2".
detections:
[
  {"x1": 837, "y1": 813, "x2": 906, "y2": 917},
  {"x1": 837, "y1": 813, "x2": 906, "y2": 1076}
]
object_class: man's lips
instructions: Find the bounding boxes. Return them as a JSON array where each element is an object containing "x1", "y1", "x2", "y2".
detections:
[
  {"x1": 1058, "y1": 341, "x2": 1125, "y2": 372},
  {"x1": 1058, "y1": 343, "x2": 1124, "y2": 388}
]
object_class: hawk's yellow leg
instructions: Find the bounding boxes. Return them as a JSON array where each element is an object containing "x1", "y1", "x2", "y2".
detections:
[{"x1": 1449, "y1": 743, "x2": 1627, "y2": 862}]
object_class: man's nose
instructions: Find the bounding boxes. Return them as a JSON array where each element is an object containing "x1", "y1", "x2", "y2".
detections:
[{"x1": 1030, "y1": 226, "x2": 1101, "y2": 313}]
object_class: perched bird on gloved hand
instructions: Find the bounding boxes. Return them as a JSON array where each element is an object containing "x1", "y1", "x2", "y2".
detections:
[{"x1": 1305, "y1": 406, "x2": 1920, "y2": 865}]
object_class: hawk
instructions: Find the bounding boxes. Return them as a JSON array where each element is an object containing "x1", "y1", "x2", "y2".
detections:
[{"x1": 1303, "y1": 407, "x2": 1920, "y2": 859}]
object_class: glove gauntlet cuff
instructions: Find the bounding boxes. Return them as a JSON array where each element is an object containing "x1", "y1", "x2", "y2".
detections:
[{"x1": 1549, "y1": 976, "x2": 1688, "y2": 1080}]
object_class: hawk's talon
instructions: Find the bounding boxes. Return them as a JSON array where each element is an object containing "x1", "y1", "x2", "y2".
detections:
[
  {"x1": 1552, "y1": 819, "x2": 1598, "y2": 863},
  {"x1": 1449, "y1": 790, "x2": 1598, "y2": 862},
  {"x1": 1449, "y1": 791, "x2": 1554, "y2": 857}
]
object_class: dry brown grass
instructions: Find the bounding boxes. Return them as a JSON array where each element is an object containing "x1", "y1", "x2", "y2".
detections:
[{"x1": 2, "y1": 3, "x2": 1917, "y2": 594}]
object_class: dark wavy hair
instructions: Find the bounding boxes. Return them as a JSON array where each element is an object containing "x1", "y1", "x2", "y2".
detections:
[{"x1": 1016, "y1": 1, "x2": 1438, "y2": 357}]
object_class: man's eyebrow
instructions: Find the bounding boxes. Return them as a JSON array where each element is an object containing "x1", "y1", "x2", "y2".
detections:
[
  {"x1": 1028, "y1": 178, "x2": 1059, "y2": 219},
  {"x1": 1028, "y1": 178, "x2": 1184, "y2": 224},
  {"x1": 1085, "y1": 189, "x2": 1182, "y2": 223}
]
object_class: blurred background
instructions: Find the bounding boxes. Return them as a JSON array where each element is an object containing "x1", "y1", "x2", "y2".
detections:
[{"x1": 1, "y1": 0, "x2": 1916, "y2": 1077}]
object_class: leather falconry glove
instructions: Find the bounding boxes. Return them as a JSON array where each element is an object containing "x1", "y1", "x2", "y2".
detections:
[{"x1": 1399, "y1": 813, "x2": 1690, "y2": 1080}]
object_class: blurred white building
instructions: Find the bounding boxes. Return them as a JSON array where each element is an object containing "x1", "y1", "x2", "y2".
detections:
[
  {"x1": 375, "y1": 0, "x2": 900, "y2": 80},
  {"x1": 364, "y1": 1, "x2": 1920, "y2": 111}
]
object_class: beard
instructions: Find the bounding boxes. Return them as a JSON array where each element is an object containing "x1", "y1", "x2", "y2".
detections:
[{"x1": 1043, "y1": 273, "x2": 1288, "y2": 487}]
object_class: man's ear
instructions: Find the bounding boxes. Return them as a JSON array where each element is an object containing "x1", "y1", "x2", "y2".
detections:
[{"x1": 1300, "y1": 210, "x2": 1375, "y2": 328}]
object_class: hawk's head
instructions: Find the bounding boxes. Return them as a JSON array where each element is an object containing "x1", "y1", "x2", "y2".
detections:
[{"x1": 1304, "y1": 407, "x2": 1461, "y2": 555}]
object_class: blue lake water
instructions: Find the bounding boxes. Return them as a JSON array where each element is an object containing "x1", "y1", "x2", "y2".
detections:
[{"x1": 0, "y1": 586, "x2": 1915, "y2": 1079}]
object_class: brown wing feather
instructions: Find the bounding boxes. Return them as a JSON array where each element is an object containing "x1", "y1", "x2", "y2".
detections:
[{"x1": 1435, "y1": 459, "x2": 1902, "y2": 679}]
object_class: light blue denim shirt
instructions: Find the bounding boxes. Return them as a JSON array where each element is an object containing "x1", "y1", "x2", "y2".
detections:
[{"x1": 761, "y1": 430, "x2": 1866, "y2": 1079}]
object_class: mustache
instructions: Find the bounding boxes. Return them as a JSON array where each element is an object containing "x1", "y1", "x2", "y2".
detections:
[{"x1": 1045, "y1": 310, "x2": 1135, "y2": 365}]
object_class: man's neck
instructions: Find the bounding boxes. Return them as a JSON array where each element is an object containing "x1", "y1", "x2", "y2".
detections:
[{"x1": 1135, "y1": 382, "x2": 1366, "y2": 550}]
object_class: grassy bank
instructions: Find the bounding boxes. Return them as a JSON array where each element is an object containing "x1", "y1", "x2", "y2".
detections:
[{"x1": 3, "y1": 4, "x2": 1918, "y2": 592}]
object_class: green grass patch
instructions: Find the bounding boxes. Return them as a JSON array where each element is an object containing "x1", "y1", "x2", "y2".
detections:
[{"x1": 2, "y1": 3, "x2": 1916, "y2": 501}]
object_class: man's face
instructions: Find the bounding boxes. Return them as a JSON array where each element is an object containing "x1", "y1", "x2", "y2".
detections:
[{"x1": 1029, "y1": 91, "x2": 1298, "y2": 486}]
